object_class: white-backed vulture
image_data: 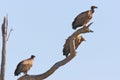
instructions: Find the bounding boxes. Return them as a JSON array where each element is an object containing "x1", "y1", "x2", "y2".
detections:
[
  {"x1": 72, "y1": 6, "x2": 97, "y2": 29},
  {"x1": 63, "y1": 36, "x2": 85, "y2": 57},
  {"x1": 14, "y1": 55, "x2": 35, "y2": 76}
]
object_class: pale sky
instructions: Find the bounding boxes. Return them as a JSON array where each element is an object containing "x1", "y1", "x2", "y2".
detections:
[{"x1": 0, "y1": 0, "x2": 120, "y2": 80}]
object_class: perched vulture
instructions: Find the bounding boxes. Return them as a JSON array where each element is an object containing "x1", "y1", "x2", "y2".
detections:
[
  {"x1": 63, "y1": 36, "x2": 85, "y2": 57},
  {"x1": 72, "y1": 6, "x2": 97, "y2": 29},
  {"x1": 14, "y1": 55, "x2": 35, "y2": 76}
]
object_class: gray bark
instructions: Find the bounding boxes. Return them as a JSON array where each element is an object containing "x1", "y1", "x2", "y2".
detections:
[{"x1": 1, "y1": 16, "x2": 8, "y2": 80}]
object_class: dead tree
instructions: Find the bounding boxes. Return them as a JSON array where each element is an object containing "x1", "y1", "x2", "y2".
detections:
[
  {"x1": 0, "y1": 16, "x2": 8, "y2": 80},
  {"x1": 18, "y1": 22, "x2": 93, "y2": 80},
  {"x1": 0, "y1": 16, "x2": 12, "y2": 80}
]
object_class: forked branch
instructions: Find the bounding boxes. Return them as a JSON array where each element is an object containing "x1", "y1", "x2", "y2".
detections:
[{"x1": 18, "y1": 23, "x2": 93, "y2": 80}]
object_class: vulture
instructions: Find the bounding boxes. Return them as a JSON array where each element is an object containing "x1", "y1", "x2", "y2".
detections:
[
  {"x1": 14, "y1": 55, "x2": 35, "y2": 76},
  {"x1": 63, "y1": 36, "x2": 85, "y2": 57},
  {"x1": 72, "y1": 6, "x2": 98, "y2": 29}
]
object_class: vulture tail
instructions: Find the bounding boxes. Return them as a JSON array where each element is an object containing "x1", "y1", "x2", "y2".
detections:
[
  {"x1": 72, "y1": 21, "x2": 82, "y2": 30},
  {"x1": 63, "y1": 48, "x2": 69, "y2": 57},
  {"x1": 14, "y1": 68, "x2": 21, "y2": 76}
]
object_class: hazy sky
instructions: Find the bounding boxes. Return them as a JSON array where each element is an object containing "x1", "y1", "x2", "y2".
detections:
[{"x1": 0, "y1": 0, "x2": 120, "y2": 80}]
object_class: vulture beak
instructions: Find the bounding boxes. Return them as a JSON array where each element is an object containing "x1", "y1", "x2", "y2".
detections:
[{"x1": 94, "y1": 6, "x2": 98, "y2": 9}]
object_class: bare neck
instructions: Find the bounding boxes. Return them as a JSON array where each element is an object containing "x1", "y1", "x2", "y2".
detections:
[{"x1": 91, "y1": 8, "x2": 95, "y2": 13}]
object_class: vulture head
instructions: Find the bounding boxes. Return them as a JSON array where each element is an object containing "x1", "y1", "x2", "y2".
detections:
[
  {"x1": 31, "y1": 55, "x2": 35, "y2": 58},
  {"x1": 91, "y1": 6, "x2": 98, "y2": 13}
]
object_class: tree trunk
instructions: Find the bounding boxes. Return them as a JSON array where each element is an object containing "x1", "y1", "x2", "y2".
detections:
[
  {"x1": 1, "y1": 16, "x2": 8, "y2": 80},
  {"x1": 0, "y1": 74, "x2": 1, "y2": 80}
]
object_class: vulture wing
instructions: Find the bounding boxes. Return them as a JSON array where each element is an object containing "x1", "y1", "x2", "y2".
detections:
[
  {"x1": 63, "y1": 37, "x2": 71, "y2": 57},
  {"x1": 63, "y1": 36, "x2": 84, "y2": 57},
  {"x1": 14, "y1": 62, "x2": 22, "y2": 76},
  {"x1": 72, "y1": 10, "x2": 92, "y2": 29}
]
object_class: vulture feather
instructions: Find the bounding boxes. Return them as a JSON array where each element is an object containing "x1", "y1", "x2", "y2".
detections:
[
  {"x1": 72, "y1": 6, "x2": 97, "y2": 29},
  {"x1": 63, "y1": 36, "x2": 85, "y2": 57},
  {"x1": 14, "y1": 55, "x2": 35, "y2": 76}
]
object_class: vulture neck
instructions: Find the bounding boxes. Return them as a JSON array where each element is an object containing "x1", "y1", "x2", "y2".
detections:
[{"x1": 91, "y1": 8, "x2": 95, "y2": 13}]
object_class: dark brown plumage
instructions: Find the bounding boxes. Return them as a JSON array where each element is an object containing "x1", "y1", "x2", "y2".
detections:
[
  {"x1": 72, "y1": 6, "x2": 97, "y2": 29},
  {"x1": 63, "y1": 36, "x2": 85, "y2": 57},
  {"x1": 14, "y1": 55, "x2": 35, "y2": 76}
]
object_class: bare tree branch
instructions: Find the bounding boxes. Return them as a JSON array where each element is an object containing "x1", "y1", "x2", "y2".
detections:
[
  {"x1": 7, "y1": 29, "x2": 13, "y2": 41},
  {"x1": 18, "y1": 23, "x2": 93, "y2": 80},
  {"x1": 1, "y1": 16, "x2": 8, "y2": 80}
]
